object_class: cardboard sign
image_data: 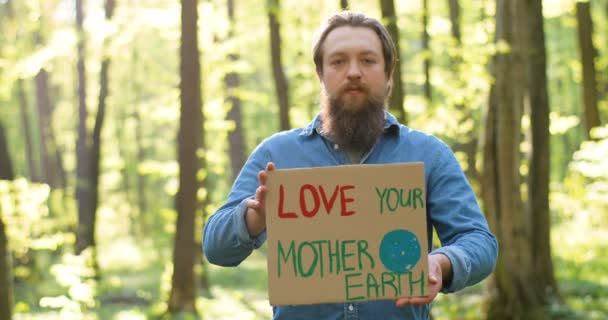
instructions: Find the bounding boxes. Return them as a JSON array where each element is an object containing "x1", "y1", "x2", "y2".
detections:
[{"x1": 265, "y1": 162, "x2": 428, "y2": 306}]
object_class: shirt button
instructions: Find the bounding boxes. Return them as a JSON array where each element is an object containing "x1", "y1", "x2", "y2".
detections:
[
  {"x1": 348, "y1": 304, "x2": 354, "y2": 311},
  {"x1": 334, "y1": 144, "x2": 339, "y2": 150}
]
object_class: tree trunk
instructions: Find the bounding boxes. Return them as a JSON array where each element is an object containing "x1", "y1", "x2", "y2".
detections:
[
  {"x1": 17, "y1": 79, "x2": 41, "y2": 182},
  {"x1": 447, "y1": 0, "x2": 478, "y2": 182},
  {"x1": 447, "y1": 0, "x2": 461, "y2": 44},
  {"x1": 134, "y1": 109, "x2": 147, "y2": 232},
  {"x1": 0, "y1": 215, "x2": 12, "y2": 320},
  {"x1": 88, "y1": 0, "x2": 115, "y2": 266},
  {"x1": 481, "y1": 0, "x2": 546, "y2": 319},
  {"x1": 75, "y1": 0, "x2": 93, "y2": 255},
  {"x1": 168, "y1": 0, "x2": 201, "y2": 313},
  {"x1": 422, "y1": 0, "x2": 432, "y2": 103},
  {"x1": 526, "y1": 0, "x2": 560, "y2": 303},
  {"x1": 0, "y1": 125, "x2": 14, "y2": 181},
  {"x1": 575, "y1": 1, "x2": 601, "y2": 138},
  {"x1": 380, "y1": 0, "x2": 407, "y2": 124},
  {"x1": 268, "y1": 0, "x2": 290, "y2": 131},
  {"x1": 340, "y1": 0, "x2": 348, "y2": 10},
  {"x1": 0, "y1": 123, "x2": 14, "y2": 320},
  {"x1": 225, "y1": 0, "x2": 246, "y2": 182},
  {"x1": 35, "y1": 67, "x2": 67, "y2": 190}
]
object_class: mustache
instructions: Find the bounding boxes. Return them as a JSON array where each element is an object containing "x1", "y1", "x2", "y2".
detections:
[{"x1": 341, "y1": 82, "x2": 369, "y2": 93}]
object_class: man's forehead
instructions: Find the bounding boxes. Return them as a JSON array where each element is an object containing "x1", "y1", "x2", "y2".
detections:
[{"x1": 323, "y1": 26, "x2": 383, "y2": 56}]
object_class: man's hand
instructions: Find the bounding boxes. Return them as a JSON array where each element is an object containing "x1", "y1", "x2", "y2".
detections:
[
  {"x1": 245, "y1": 162, "x2": 275, "y2": 237},
  {"x1": 395, "y1": 253, "x2": 451, "y2": 307}
]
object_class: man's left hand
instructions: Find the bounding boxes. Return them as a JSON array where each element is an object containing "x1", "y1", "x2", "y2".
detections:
[{"x1": 394, "y1": 254, "x2": 449, "y2": 307}]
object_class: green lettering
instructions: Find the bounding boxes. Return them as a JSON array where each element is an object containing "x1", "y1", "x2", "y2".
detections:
[
  {"x1": 297, "y1": 241, "x2": 318, "y2": 278},
  {"x1": 387, "y1": 188, "x2": 399, "y2": 212},
  {"x1": 381, "y1": 272, "x2": 400, "y2": 297},
  {"x1": 366, "y1": 273, "x2": 379, "y2": 298},
  {"x1": 341, "y1": 240, "x2": 356, "y2": 272},
  {"x1": 345, "y1": 273, "x2": 365, "y2": 301},
  {"x1": 277, "y1": 240, "x2": 297, "y2": 278},
  {"x1": 356, "y1": 240, "x2": 375, "y2": 270},
  {"x1": 413, "y1": 188, "x2": 424, "y2": 209},
  {"x1": 328, "y1": 240, "x2": 341, "y2": 274},
  {"x1": 399, "y1": 188, "x2": 412, "y2": 208},
  {"x1": 375, "y1": 187, "x2": 387, "y2": 214},
  {"x1": 409, "y1": 270, "x2": 425, "y2": 296},
  {"x1": 311, "y1": 240, "x2": 326, "y2": 278}
]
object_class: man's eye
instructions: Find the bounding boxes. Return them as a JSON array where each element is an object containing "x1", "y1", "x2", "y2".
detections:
[
  {"x1": 363, "y1": 59, "x2": 376, "y2": 64},
  {"x1": 331, "y1": 59, "x2": 344, "y2": 65}
]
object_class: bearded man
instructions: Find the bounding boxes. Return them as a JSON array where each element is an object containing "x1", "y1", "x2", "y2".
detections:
[{"x1": 203, "y1": 11, "x2": 497, "y2": 320}]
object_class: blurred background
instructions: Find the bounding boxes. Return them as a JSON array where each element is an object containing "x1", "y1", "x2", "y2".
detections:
[{"x1": 0, "y1": 0, "x2": 606, "y2": 319}]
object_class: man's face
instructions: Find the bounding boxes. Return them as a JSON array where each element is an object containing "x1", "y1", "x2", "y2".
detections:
[{"x1": 319, "y1": 26, "x2": 390, "y2": 111}]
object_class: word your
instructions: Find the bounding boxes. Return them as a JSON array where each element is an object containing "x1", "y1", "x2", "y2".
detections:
[
  {"x1": 278, "y1": 184, "x2": 356, "y2": 218},
  {"x1": 375, "y1": 187, "x2": 424, "y2": 214}
]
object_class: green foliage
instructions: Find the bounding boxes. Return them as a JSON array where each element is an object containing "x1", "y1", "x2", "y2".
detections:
[
  {"x1": 565, "y1": 125, "x2": 608, "y2": 219},
  {"x1": 0, "y1": 179, "x2": 50, "y2": 254},
  {"x1": 39, "y1": 249, "x2": 97, "y2": 320}
]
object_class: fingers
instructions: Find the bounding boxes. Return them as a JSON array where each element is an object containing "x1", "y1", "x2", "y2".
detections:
[
  {"x1": 255, "y1": 185, "x2": 267, "y2": 202},
  {"x1": 266, "y1": 162, "x2": 275, "y2": 172},
  {"x1": 247, "y1": 185, "x2": 267, "y2": 209},
  {"x1": 258, "y1": 162, "x2": 276, "y2": 186},
  {"x1": 395, "y1": 296, "x2": 433, "y2": 307},
  {"x1": 246, "y1": 198, "x2": 260, "y2": 209},
  {"x1": 249, "y1": 162, "x2": 276, "y2": 213}
]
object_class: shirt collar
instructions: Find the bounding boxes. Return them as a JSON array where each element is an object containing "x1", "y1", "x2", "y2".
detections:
[{"x1": 299, "y1": 111, "x2": 401, "y2": 137}]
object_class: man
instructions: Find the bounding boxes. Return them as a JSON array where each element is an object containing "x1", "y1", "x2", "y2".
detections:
[{"x1": 204, "y1": 11, "x2": 497, "y2": 320}]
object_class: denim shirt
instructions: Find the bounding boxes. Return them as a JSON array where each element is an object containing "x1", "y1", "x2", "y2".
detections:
[{"x1": 203, "y1": 112, "x2": 498, "y2": 320}]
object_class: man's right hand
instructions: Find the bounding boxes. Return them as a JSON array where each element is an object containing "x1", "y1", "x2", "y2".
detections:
[{"x1": 245, "y1": 162, "x2": 275, "y2": 237}]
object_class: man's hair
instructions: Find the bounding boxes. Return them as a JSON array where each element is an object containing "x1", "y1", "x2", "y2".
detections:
[{"x1": 312, "y1": 11, "x2": 397, "y2": 79}]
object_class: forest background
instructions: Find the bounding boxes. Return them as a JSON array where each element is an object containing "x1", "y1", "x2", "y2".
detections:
[{"x1": 0, "y1": 0, "x2": 607, "y2": 319}]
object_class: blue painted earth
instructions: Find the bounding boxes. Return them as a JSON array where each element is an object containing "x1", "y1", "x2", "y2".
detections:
[{"x1": 379, "y1": 229, "x2": 421, "y2": 273}]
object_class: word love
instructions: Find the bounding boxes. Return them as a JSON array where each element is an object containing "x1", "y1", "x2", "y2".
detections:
[{"x1": 278, "y1": 184, "x2": 356, "y2": 219}]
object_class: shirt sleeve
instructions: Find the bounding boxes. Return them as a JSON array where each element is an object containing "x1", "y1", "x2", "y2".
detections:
[
  {"x1": 427, "y1": 142, "x2": 498, "y2": 293},
  {"x1": 203, "y1": 142, "x2": 269, "y2": 267}
]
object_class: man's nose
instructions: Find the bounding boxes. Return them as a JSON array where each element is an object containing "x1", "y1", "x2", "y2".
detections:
[{"x1": 346, "y1": 62, "x2": 362, "y2": 80}]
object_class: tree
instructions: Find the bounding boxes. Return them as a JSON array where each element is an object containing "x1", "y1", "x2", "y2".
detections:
[
  {"x1": 33, "y1": 2, "x2": 67, "y2": 190},
  {"x1": 380, "y1": 0, "x2": 407, "y2": 124},
  {"x1": 75, "y1": 0, "x2": 93, "y2": 255},
  {"x1": 446, "y1": 0, "x2": 478, "y2": 182},
  {"x1": 447, "y1": 0, "x2": 461, "y2": 44},
  {"x1": 225, "y1": 0, "x2": 246, "y2": 182},
  {"x1": 481, "y1": 0, "x2": 546, "y2": 318},
  {"x1": 17, "y1": 79, "x2": 40, "y2": 182},
  {"x1": 527, "y1": 0, "x2": 560, "y2": 303},
  {"x1": 168, "y1": 0, "x2": 202, "y2": 313},
  {"x1": 35, "y1": 65, "x2": 64, "y2": 189},
  {"x1": 0, "y1": 122, "x2": 14, "y2": 320},
  {"x1": 575, "y1": 1, "x2": 601, "y2": 138},
  {"x1": 268, "y1": 0, "x2": 290, "y2": 131},
  {"x1": 421, "y1": 0, "x2": 431, "y2": 103},
  {"x1": 88, "y1": 0, "x2": 116, "y2": 269}
]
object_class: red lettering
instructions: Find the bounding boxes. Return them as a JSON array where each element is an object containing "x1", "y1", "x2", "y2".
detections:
[
  {"x1": 278, "y1": 184, "x2": 298, "y2": 218},
  {"x1": 319, "y1": 185, "x2": 340, "y2": 214},
  {"x1": 340, "y1": 185, "x2": 356, "y2": 216},
  {"x1": 300, "y1": 184, "x2": 320, "y2": 217}
]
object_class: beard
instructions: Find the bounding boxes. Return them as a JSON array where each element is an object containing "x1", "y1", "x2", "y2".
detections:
[{"x1": 319, "y1": 83, "x2": 387, "y2": 153}]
